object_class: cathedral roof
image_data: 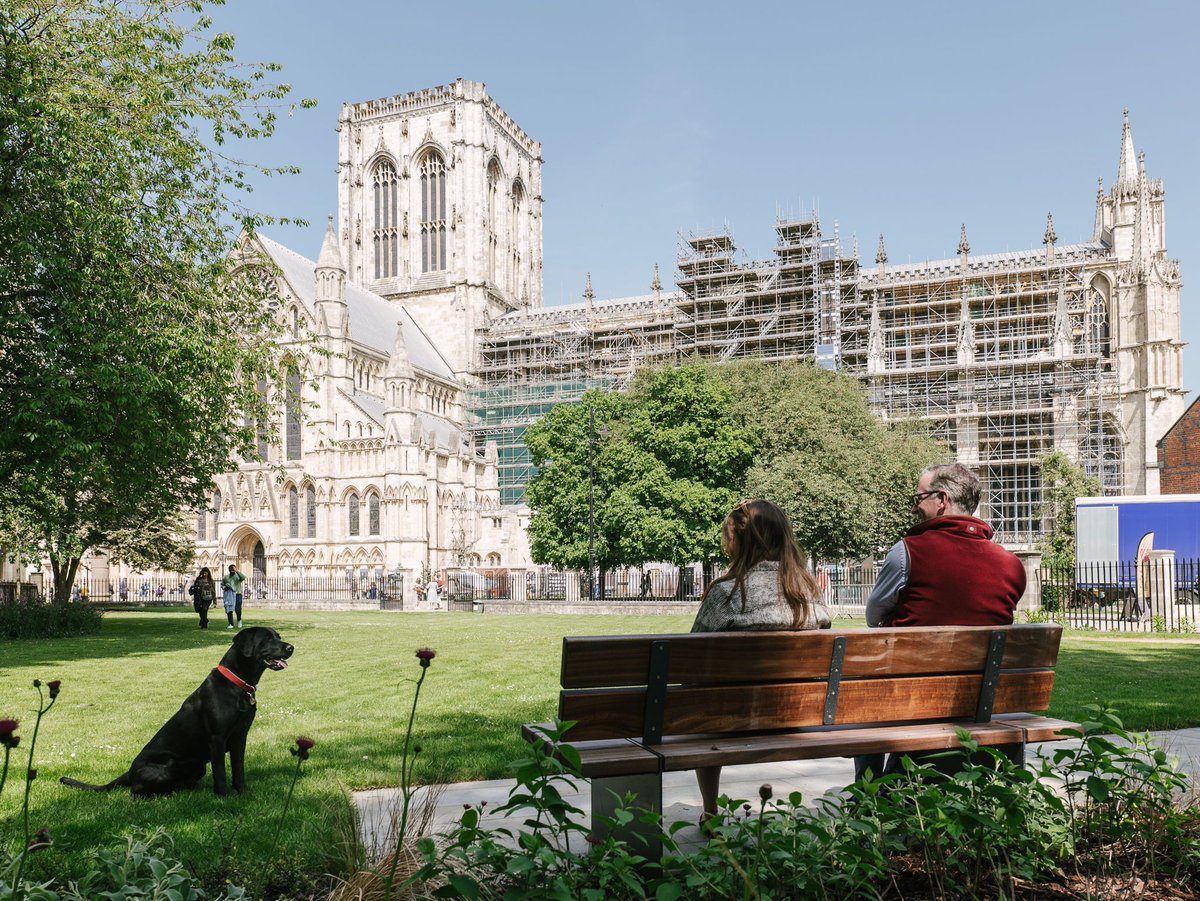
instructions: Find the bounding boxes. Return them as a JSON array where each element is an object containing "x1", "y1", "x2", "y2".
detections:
[
  {"x1": 343, "y1": 389, "x2": 386, "y2": 426},
  {"x1": 255, "y1": 234, "x2": 456, "y2": 382},
  {"x1": 859, "y1": 241, "x2": 1109, "y2": 285}
]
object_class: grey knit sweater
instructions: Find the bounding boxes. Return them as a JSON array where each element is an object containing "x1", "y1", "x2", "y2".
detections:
[{"x1": 690, "y1": 560, "x2": 831, "y2": 633}]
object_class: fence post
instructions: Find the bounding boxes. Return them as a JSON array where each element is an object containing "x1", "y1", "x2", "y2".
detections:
[{"x1": 1015, "y1": 551, "x2": 1042, "y2": 612}]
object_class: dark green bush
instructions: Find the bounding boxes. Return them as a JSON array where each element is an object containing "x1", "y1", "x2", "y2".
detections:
[{"x1": 0, "y1": 598, "x2": 103, "y2": 640}]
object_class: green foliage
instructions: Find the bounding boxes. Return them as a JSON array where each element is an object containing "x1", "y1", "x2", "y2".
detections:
[
  {"x1": 1037, "y1": 451, "x2": 1102, "y2": 568},
  {"x1": 405, "y1": 712, "x2": 1200, "y2": 900},
  {"x1": 0, "y1": 0, "x2": 312, "y2": 600},
  {"x1": 715, "y1": 359, "x2": 945, "y2": 560},
  {"x1": 525, "y1": 364, "x2": 754, "y2": 569},
  {"x1": 0, "y1": 598, "x2": 102, "y2": 641}
]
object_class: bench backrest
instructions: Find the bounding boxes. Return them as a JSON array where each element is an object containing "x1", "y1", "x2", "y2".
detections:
[{"x1": 558, "y1": 624, "x2": 1063, "y2": 743}]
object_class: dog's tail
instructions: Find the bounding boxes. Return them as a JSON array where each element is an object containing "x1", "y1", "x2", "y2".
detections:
[{"x1": 59, "y1": 772, "x2": 130, "y2": 792}]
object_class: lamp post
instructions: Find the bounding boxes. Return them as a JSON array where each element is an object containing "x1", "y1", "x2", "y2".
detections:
[{"x1": 586, "y1": 406, "x2": 608, "y2": 600}]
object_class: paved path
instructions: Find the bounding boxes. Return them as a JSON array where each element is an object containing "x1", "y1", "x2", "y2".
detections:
[{"x1": 354, "y1": 727, "x2": 1200, "y2": 855}]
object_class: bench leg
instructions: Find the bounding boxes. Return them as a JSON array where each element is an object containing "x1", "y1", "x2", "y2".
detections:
[{"x1": 591, "y1": 773, "x2": 663, "y2": 861}]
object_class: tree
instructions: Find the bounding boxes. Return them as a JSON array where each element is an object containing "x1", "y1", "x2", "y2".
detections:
[
  {"x1": 524, "y1": 364, "x2": 756, "y2": 580},
  {"x1": 1036, "y1": 451, "x2": 1102, "y2": 568},
  {"x1": 714, "y1": 360, "x2": 945, "y2": 561},
  {"x1": 0, "y1": 1, "x2": 312, "y2": 599}
]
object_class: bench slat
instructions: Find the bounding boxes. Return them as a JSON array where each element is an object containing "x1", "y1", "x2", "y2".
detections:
[
  {"x1": 645, "y1": 717, "x2": 1073, "y2": 773},
  {"x1": 561, "y1": 625, "x2": 1063, "y2": 689},
  {"x1": 560, "y1": 670, "x2": 1055, "y2": 741}
]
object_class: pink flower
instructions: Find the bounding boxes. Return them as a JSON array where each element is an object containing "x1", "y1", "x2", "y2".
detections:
[
  {"x1": 416, "y1": 648, "x2": 436, "y2": 668},
  {"x1": 47, "y1": 680, "x2": 61, "y2": 700},
  {"x1": 293, "y1": 736, "x2": 315, "y2": 760},
  {"x1": 0, "y1": 719, "x2": 17, "y2": 749}
]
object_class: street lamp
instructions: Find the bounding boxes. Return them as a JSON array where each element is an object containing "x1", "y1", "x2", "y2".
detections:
[{"x1": 586, "y1": 406, "x2": 608, "y2": 600}]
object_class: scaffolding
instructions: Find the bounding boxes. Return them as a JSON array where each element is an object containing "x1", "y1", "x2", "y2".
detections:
[
  {"x1": 469, "y1": 291, "x2": 679, "y2": 503},
  {"x1": 842, "y1": 248, "x2": 1122, "y2": 547},
  {"x1": 468, "y1": 216, "x2": 1127, "y2": 550}
]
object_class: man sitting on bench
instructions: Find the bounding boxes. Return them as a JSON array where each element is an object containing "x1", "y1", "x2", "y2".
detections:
[{"x1": 855, "y1": 463, "x2": 1027, "y2": 781}]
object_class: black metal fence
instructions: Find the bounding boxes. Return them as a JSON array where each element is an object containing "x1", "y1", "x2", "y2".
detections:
[{"x1": 1039, "y1": 558, "x2": 1200, "y2": 632}]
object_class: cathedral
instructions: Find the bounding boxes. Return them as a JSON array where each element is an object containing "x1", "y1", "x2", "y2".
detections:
[
  {"x1": 43, "y1": 81, "x2": 1185, "y2": 598},
  {"x1": 190, "y1": 79, "x2": 541, "y2": 592}
]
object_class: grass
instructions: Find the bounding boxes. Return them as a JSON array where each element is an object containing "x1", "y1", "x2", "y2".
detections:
[{"x1": 3, "y1": 608, "x2": 1200, "y2": 889}]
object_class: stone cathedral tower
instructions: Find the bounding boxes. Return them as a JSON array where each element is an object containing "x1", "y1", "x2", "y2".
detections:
[
  {"x1": 335, "y1": 79, "x2": 543, "y2": 376},
  {"x1": 1095, "y1": 110, "x2": 1185, "y2": 493}
]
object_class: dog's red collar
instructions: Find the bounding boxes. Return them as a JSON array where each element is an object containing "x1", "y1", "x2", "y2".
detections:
[{"x1": 216, "y1": 665, "x2": 256, "y2": 696}]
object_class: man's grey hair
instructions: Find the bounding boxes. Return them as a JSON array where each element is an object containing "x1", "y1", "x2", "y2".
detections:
[{"x1": 922, "y1": 463, "x2": 981, "y2": 515}]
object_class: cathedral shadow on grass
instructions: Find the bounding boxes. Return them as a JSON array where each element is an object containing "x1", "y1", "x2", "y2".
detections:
[{"x1": 0, "y1": 609, "x2": 322, "y2": 668}]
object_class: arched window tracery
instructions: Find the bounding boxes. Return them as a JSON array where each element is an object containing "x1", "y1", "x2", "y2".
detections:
[
  {"x1": 348, "y1": 493, "x2": 360, "y2": 537},
  {"x1": 372, "y1": 159, "x2": 400, "y2": 279},
  {"x1": 419, "y1": 150, "x2": 447, "y2": 273}
]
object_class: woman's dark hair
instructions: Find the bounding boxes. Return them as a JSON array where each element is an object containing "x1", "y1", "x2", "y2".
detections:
[
  {"x1": 197, "y1": 567, "x2": 212, "y2": 580},
  {"x1": 700, "y1": 499, "x2": 820, "y2": 627}
]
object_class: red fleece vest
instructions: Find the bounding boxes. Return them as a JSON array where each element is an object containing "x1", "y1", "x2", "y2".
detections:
[{"x1": 888, "y1": 516, "x2": 1025, "y2": 627}]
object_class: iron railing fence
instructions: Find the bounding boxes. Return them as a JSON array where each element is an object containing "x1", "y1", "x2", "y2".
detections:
[{"x1": 1039, "y1": 558, "x2": 1200, "y2": 633}]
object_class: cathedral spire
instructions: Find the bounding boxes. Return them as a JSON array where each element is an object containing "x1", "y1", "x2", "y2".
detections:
[
  {"x1": 957, "y1": 224, "x2": 970, "y2": 272},
  {"x1": 1043, "y1": 211, "x2": 1057, "y2": 260},
  {"x1": 1117, "y1": 108, "x2": 1137, "y2": 190},
  {"x1": 1092, "y1": 176, "x2": 1107, "y2": 242},
  {"x1": 650, "y1": 263, "x2": 662, "y2": 298},
  {"x1": 875, "y1": 233, "x2": 887, "y2": 268},
  {"x1": 316, "y1": 216, "x2": 345, "y2": 273},
  {"x1": 1133, "y1": 151, "x2": 1152, "y2": 276},
  {"x1": 584, "y1": 272, "x2": 594, "y2": 313},
  {"x1": 386, "y1": 320, "x2": 413, "y2": 380}
]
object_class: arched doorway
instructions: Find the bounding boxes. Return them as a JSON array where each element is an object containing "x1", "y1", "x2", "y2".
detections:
[{"x1": 225, "y1": 526, "x2": 268, "y2": 580}]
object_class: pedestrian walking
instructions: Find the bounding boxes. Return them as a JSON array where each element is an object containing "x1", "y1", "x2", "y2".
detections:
[
  {"x1": 188, "y1": 567, "x2": 216, "y2": 629},
  {"x1": 221, "y1": 564, "x2": 247, "y2": 629}
]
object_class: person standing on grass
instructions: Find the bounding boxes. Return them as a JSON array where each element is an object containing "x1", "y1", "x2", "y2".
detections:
[
  {"x1": 221, "y1": 564, "x2": 246, "y2": 629},
  {"x1": 188, "y1": 567, "x2": 215, "y2": 630},
  {"x1": 690, "y1": 499, "x2": 831, "y2": 826},
  {"x1": 854, "y1": 462, "x2": 1025, "y2": 781}
]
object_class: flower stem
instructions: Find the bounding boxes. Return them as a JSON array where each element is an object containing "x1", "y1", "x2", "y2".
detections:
[
  {"x1": 384, "y1": 665, "x2": 427, "y2": 901},
  {"x1": 13, "y1": 685, "x2": 54, "y2": 901},
  {"x1": 267, "y1": 753, "x2": 305, "y2": 864}
]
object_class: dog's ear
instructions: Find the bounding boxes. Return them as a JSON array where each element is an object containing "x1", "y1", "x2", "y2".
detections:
[{"x1": 232, "y1": 629, "x2": 256, "y2": 657}]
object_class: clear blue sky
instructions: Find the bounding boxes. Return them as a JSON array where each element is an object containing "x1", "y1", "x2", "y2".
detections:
[{"x1": 212, "y1": 0, "x2": 1199, "y2": 396}]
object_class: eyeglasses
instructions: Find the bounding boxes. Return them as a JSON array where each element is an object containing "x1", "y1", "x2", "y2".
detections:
[{"x1": 910, "y1": 490, "x2": 944, "y2": 507}]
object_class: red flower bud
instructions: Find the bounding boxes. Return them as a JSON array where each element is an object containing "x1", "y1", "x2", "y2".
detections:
[
  {"x1": 47, "y1": 680, "x2": 61, "y2": 699},
  {"x1": 415, "y1": 647, "x2": 436, "y2": 668},
  {"x1": 0, "y1": 719, "x2": 16, "y2": 740},
  {"x1": 296, "y1": 736, "x2": 315, "y2": 751},
  {"x1": 759, "y1": 783, "x2": 773, "y2": 802}
]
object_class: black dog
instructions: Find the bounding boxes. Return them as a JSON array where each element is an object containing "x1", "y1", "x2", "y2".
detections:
[{"x1": 60, "y1": 627, "x2": 293, "y2": 797}]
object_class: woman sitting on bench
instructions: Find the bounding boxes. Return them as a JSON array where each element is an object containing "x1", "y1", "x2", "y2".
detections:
[{"x1": 691, "y1": 499, "x2": 831, "y2": 826}]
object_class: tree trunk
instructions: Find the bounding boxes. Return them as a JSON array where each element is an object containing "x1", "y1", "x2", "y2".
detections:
[{"x1": 50, "y1": 555, "x2": 80, "y2": 603}]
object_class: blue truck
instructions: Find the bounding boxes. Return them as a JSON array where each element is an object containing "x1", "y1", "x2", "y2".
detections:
[{"x1": 1075, "y1": 494, "x2": 1200, "y2": 603}]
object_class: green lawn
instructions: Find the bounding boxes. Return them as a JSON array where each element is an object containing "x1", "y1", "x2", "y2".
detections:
[{"x1": 2, "y1": 609, "x2": 1199, "y2": 887}]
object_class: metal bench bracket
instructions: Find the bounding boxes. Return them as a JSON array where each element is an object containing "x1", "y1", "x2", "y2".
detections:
[
  {"x1": 823, "y1": 636, "x2": 846, "y2": 725},
  {"x1": 974, "y1": 630, "x2": 1007, "y2": 722},
  {"x1": 642, "y1": 639, "x2": 671, "y2": 744}
]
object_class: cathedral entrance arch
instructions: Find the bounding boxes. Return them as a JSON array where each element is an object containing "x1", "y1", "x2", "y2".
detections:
[{"x1": 225, "y1": 526, "x2": 268, "y2": 580}]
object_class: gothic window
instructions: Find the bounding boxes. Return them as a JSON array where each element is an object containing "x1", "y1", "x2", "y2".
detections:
[
  {"x1": 291, "y1": 307, "x2": 300, "y2": 337},
  {"x1": 197, "y1": 510, "x2": 206, "y2": 541},
  {"x1": 372, "y1": 159, "x2": 400, "y2": 279},
  {"x1": 305, "y1": 484, "x2": 316, "y2": 538},
  {"x1": 367, "y1": 491, "x2": 380, "y2": 535},
  {"x1": 212, "y1": 490, "x2": 222, "y2": 535},
  {"x1": 256, "y1": 377, "x2": 269, "y2": 461},
  {"x1": 419, "y1": 150, "x2": 447, "y2": 273},
  {"x1": 1086, "y1": 288, "x2": 1112, "y2": 364},
  {"x1": 287, "y1": 485, "x2": 299, "y2": 538},
  {"x1": 285, "y1": 367, "x2": 302, "y2": 461},
  {"x1": 348, "y1": 493, "x2": 360, "y2": 537},
  {"x1": 487, "y1": 159, "x2": 501, "y2": 283},
  {"x1": 509, "y1": 180, "x2": 525, "y2": 295}
]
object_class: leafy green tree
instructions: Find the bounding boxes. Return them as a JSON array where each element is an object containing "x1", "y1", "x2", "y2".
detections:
[
  {"x1": 0, "y1": 1, "x2": 311, "y2": 599},
  {"x1": 1036, "y1": 451, "x2": 1102, "y2": 568},
  {"x1": 524, "y1": 364, "x2": 756, "y2": 582},
  {"x1": 714, "y1": 360, "x2": 945, "y2": 561}
]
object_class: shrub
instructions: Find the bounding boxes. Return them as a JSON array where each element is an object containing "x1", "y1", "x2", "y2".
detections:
[{"x1": 0, "y1": 598, "x2": 102, "y2": 640}]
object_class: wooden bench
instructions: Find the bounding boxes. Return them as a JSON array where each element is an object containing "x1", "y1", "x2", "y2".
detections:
[{"x1": 523, "y1": 624, "x2": 1078, "y2": 854}]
